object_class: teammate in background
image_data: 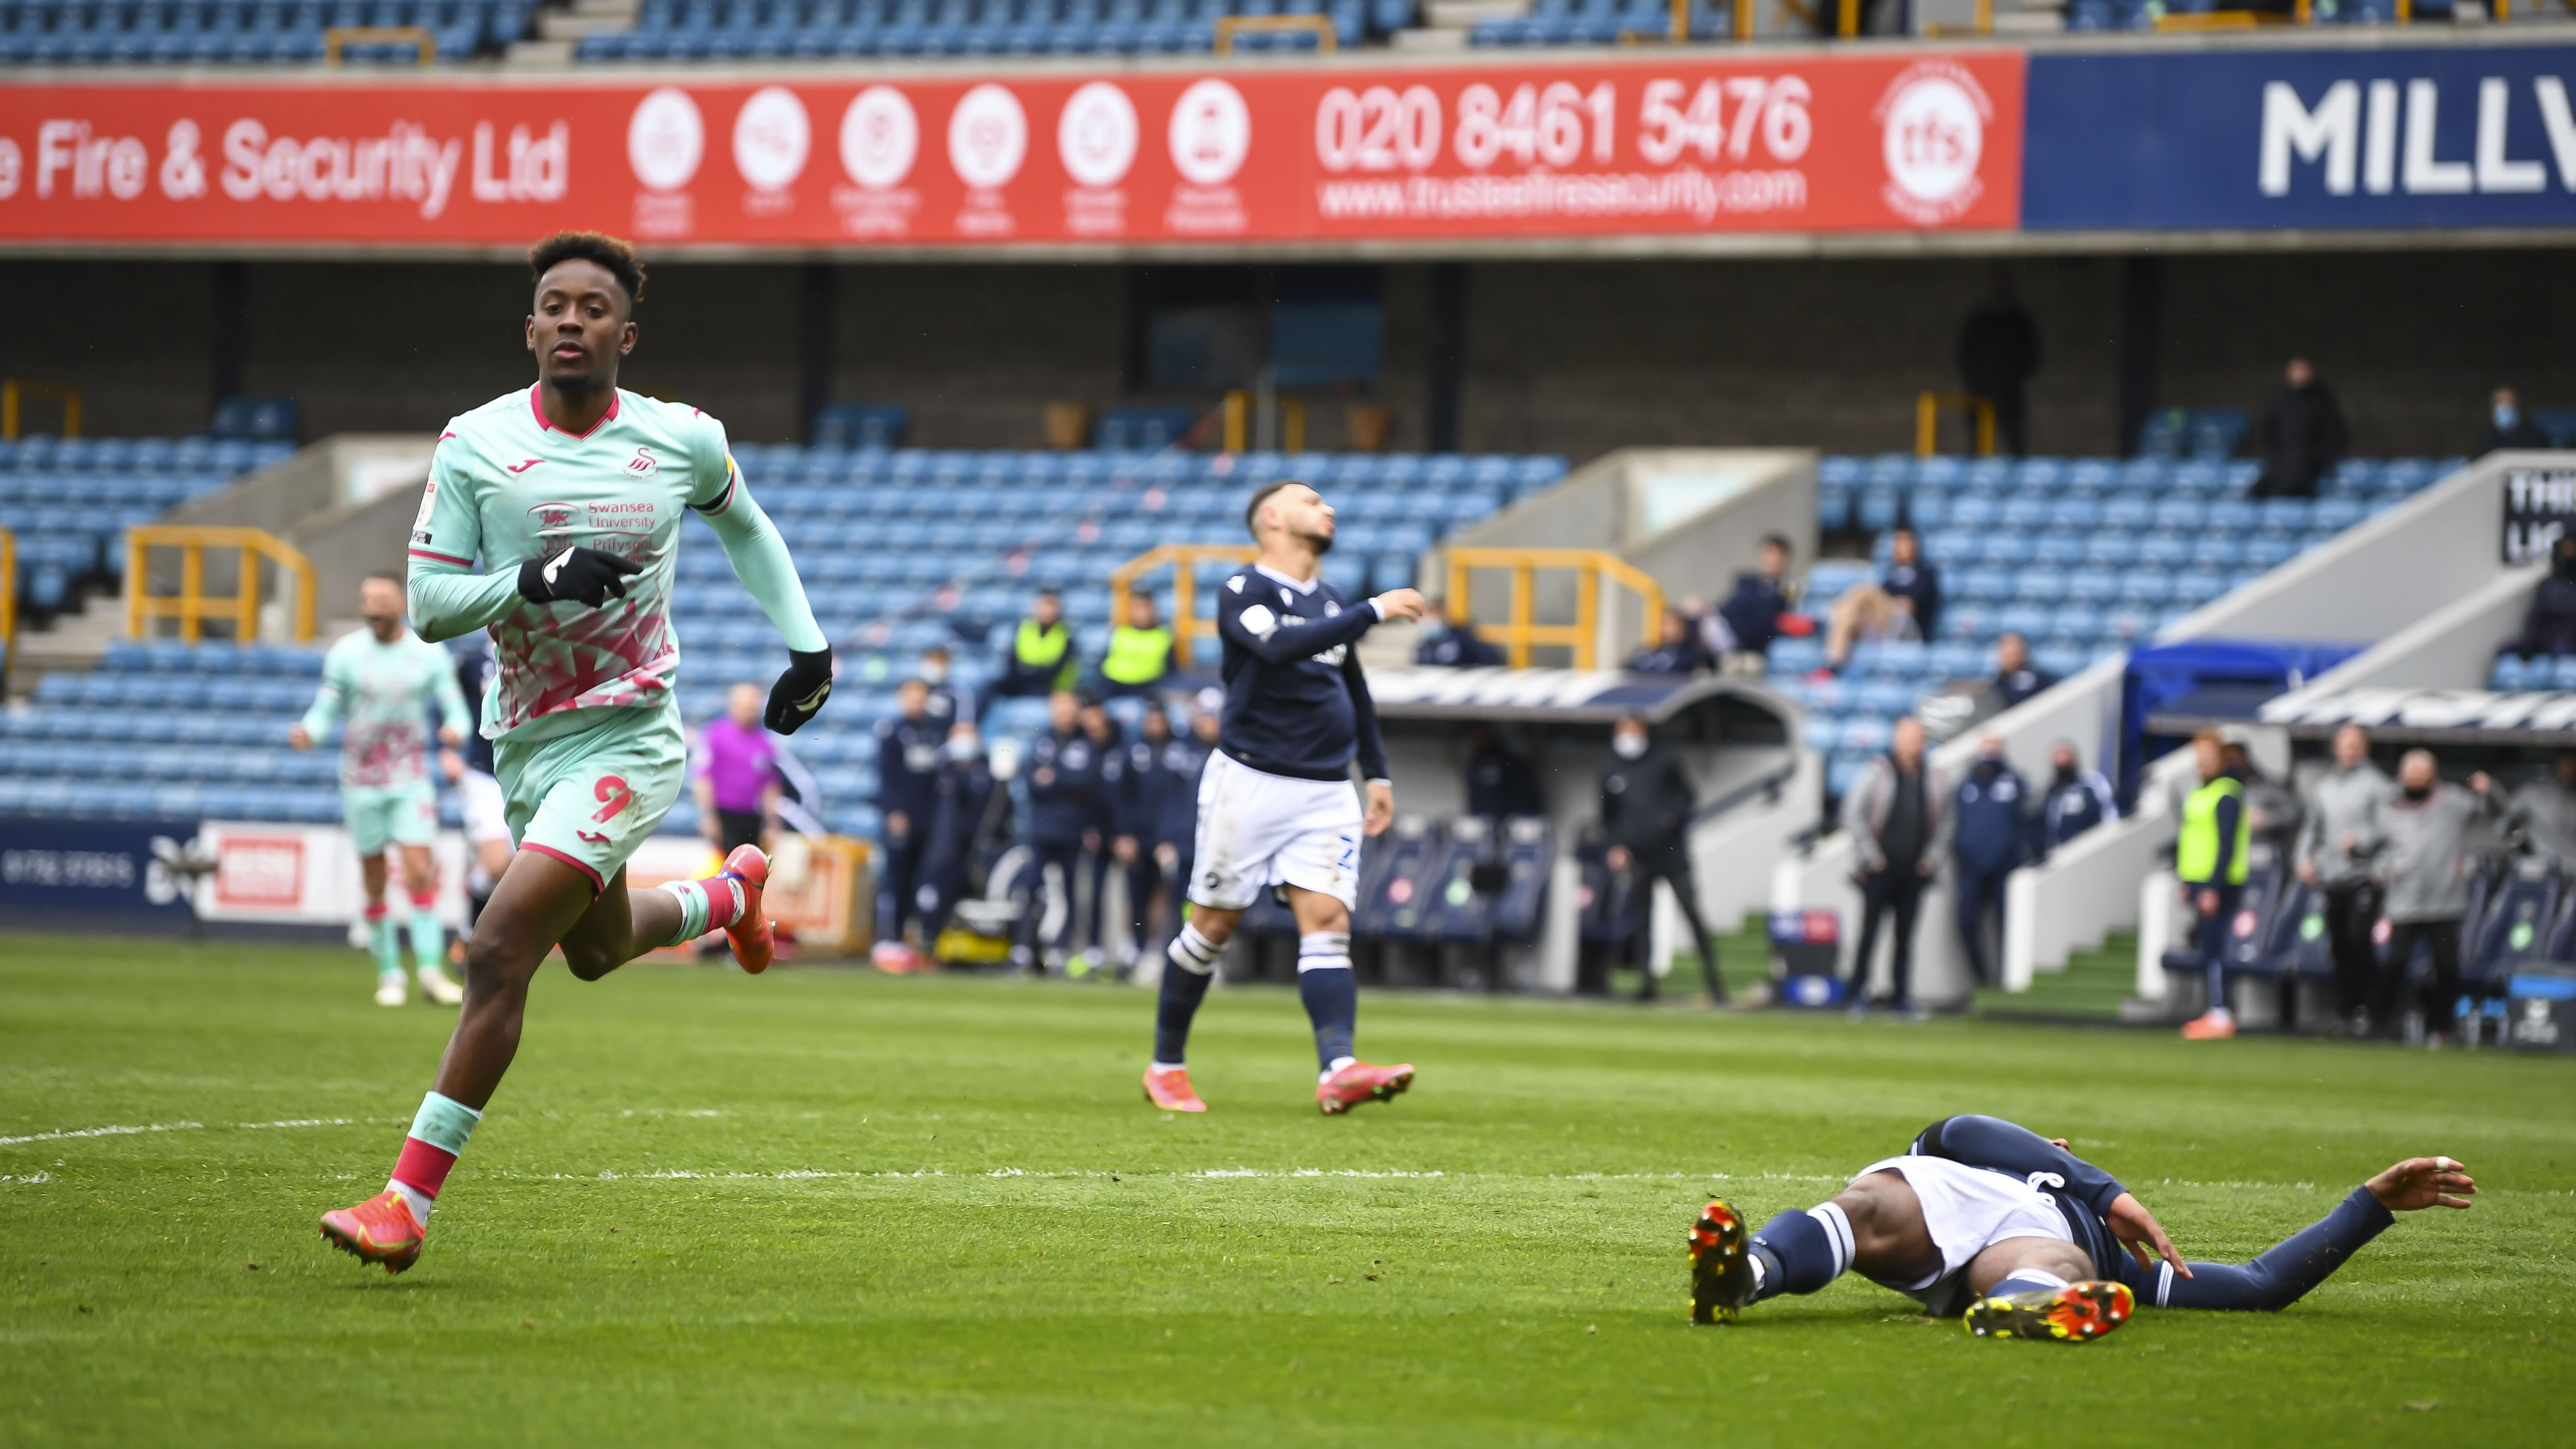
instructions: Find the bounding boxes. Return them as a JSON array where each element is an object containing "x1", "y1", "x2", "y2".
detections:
[
  {"x1": 291, "y1": 572, "x2": 472, "y2": 1009},
  {"x1": 918, "y1": 719, "x2": 1007, "y2": 958},
  {"x1": 1075, "y1": 696, "x2": 1131, "y2": 977},
  {"x1": 441, "y1": 631, "x2": 516, "y2": 945},
  {"x1": 874, "y1": 678, "x2": 944, "y2": 959},
  {"x1": 1121, "y1": 704, "x2": 1195, "y2": 965},
  {"x1": 320, "y1": 232, "x2": 834, "y2": 1274},
  {"x1": 2036, "y1": 738, "x2": 2118, "y2": 859},
  {"x1": 919, "y1": 643, "x2": 974, "y2": 730},
  {"x1": 1022, "y1": 688, "x2": 1100, "y2": 973},
  {"x1": 1143, "y1": 482, "x2": 1429, "y2": 1116},
  {"x1": 1687, "y1": 1115, "x2": 2472, "y2": 1340}
]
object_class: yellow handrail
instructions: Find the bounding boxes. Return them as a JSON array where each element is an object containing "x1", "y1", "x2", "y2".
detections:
[
  {"x1": 1915, "y1": 391, "x2": 1997, "y2": 458},
  {"x1": 1108, "y1": 542, "x2": 1258, "y2": 670},
  {"x1": 1921, "y1": 0, "x2": 1993, "y2": 33},
  {"x1": 1442, "y1": 546, "x2": 1665, "y2": 670},
  {"x1": 2, "y1": 379, "x2": 83, "y2": 439},
  {"x1": 323, "y1": 25, "x2": 437, "y2": 64},
  {"x1": 0, "y1": 526, "x2": 15, "y2": 683},
  {"x1": 125, "y1": 525, "x2": 316, "y2": 644},
  {"x1": 1221, "y1": 392, "x2": 1306, "y2": 454},
  {"x1": 1212, "y1": 13, "x2": 1336, "y2": 51}
]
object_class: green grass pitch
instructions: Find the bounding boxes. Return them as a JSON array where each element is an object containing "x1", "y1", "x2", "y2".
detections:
[{"x1": 3, "y1": 935, "x2": 2572, "y2": 1447}]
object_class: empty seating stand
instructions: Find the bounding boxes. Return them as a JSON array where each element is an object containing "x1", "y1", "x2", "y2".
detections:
[
  {"x1": 0, "y1": 434, "x2": 289, "y2": 618},
  {"x1": 1788, "y1": 450, "x2": 2458, "y2": 801},
  {"x1": 0, "y1": 0, "x2": 526, "y2": 62},
  {"x1": 577, "y1": 0, "x2": 1368, "y2": 61}
]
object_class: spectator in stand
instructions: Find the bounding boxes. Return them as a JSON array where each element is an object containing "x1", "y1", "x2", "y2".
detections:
[
  {"x1": 2037, "y1": 739, "x2": 2118, "y2": 858},
  {"x1": 2509, "y1": 535, "x2": 2576, "y2": 659},
  {"x1": 1705, "y1": 534, "x2": 1798, "y2": 659},
  {"x1": 873, "y1": 678, "x2": 946, "y2": 959},
  {"x1": 2503, "y1": 750, "x2": 2576, "y2": 873},
  {"x1": 1462, "y1": 722, "x2": 1544, "y2": 819},
  {"x1": 1626, "y1": 606, "x2": 1711, "y2": 675},
  {"x1": 1991, "y1": 631, "x2": 2058, "y2": 710},
  {"x1": 990, "y1": 589, "x2": 1078, "y2": 712},
  {"x1": 2176, "y1": 731, "x2": 2251, "y2": 1041},
  {"x1": 1097, "y1": 591, "x2": 1173, "y2": 699},
  {"x1": 1956, "y1": 268, "x2": 2041, "y2": 457},
  {"x1": 1822, "y1": 582, "x2": 1921, "y2": 670},
  {"x1": 1880, "y1": 526, "x2": 1941, "y2": 641},
  {"x1": 2297, "y1": 723, "x2": 2395, "y2": 1036},
  {"x1": 2373, "y1": 752, "x2": 2499, "y2": 1047},
  {"x1": 2252, "y1": 357, "x2": 2349, "y2": 500},
  {"x1": 2478, "y1": 386, "x2": 2551, "y2": 456},
  {"x1": 1841, "y1": 716, "x2": 1950, "y2": 1018},
  {"x1": 693, "y1": 682, "x2": 783, "y2": 861},
  {"x1": 1951, "y1": 733, "x2": 2034, "y2": 989},
  {"x1": 1416, "y1": 596, "x2": 1505, "y2": 668}
]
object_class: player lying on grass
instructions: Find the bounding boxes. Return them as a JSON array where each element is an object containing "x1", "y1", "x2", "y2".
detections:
[
  {"x1": 1142, "y1": 481, "x2": 1431, "y2": 1116},
  {"x1": 1688, "y1": 1114, "x2": 2474, "y2": 1341},
  {"x1": 320, "y1": 231, "x2": 835, "y2": 1274}
]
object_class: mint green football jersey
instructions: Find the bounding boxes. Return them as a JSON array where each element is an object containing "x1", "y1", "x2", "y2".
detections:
[
  {"x1": 411, "y1": 384, "x2": 739, "y2": 741},
  {"x1": 299, "y1": 627, "x2": 471, "y2": 788}
]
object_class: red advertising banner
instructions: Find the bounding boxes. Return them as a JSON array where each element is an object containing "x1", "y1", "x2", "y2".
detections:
[{"x1": 0, "y1": 53, "x2": 2021, "y2": 251}]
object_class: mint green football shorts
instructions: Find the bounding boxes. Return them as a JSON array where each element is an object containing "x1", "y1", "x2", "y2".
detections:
[
  {"x1": 342, "y1": 780, "x2": 440, "y2": 858},
  {"x1": 491, "y1": 698, "x2": 687, "y2": 894}
]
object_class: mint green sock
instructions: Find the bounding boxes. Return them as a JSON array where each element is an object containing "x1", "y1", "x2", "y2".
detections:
[
  {"x1": 367, "y1": 909, "x2": 402, "y2": 978},
  {"x1": 409, "y1": 901, "x2": 445, "y2": 975}
]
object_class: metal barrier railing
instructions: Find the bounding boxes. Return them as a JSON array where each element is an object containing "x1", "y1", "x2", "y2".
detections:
[
  {"x1": 1108, "y1": 542, "x2": 1257, "y2": 670},
  {"x1": 1221, "y1": 390, "x2": 1307, "y2": 454},
  {"x1": 2, "y1": 379, "x2": 82, "y2": 439},
  {"x1": 126, "y1": 525, "x2": 316, "y2": 644},
  {"x1": 1442, "y1": 546, "x2": 1665, "y2": 669},
  {"x1": 1212, "y1": 13, "x2": 1336, "y2": 50},
  {"x1": 1915, "y1": 391, "x2": 1997, "y2": 458},
  {"x1": 323, "y1": 25, "x2": 437, "y2": 64}
]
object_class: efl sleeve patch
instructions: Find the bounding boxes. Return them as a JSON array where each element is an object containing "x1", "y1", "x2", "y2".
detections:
[{"x1": 1238, "y1": 603, "x2": 1279, "y2": 640}]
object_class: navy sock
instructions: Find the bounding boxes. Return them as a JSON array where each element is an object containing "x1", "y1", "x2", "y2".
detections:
[
  {"x1": 1152, "y1": 924, "x2": 1222, "y2": 1067},
  {"x1": 1297, "y1": 931, "x2": 1357, "y2": 1072},
  {"x1": 1749, "y1": 1203, "x2": 1853, "y2": 1301},
  {"x1": 2156, "y1": 1185, "x2": 2394, "y2": 1312}
]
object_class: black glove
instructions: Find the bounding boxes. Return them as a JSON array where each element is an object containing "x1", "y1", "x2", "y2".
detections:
[
  {"x1": 766, "y1": 648, "x2": 834, "y2": 736},
  {"x1": 518, "y1": 545, "x2": 644, "y2": 609}
]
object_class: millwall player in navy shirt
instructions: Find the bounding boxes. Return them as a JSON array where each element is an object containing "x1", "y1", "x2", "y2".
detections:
[{"x1": 1143, "y1": 482, "x2": 1430, "y2": 1115}]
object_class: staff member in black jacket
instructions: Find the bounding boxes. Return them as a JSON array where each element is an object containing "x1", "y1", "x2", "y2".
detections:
[{"x1": 1599, "y1": 713, "x2": 1725, "y2": 1005}]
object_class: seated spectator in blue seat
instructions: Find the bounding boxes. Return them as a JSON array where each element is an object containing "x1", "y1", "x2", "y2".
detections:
[
  {"x1": 2478, "y1": 386, "x2": 2551, "y2": 456},
  {"x1": 2038, "y1": 738, "x2": 2118, "y2": 857},
  {"x1": 1990, "y1": 630, "x2": 2056, "y2": 710},
  {"x1": 1879, "y1": 525, "x2": 1940, "y2": 640},
  {"x1": 1703, "y1": 533, "x2": 1796, "y2": 659},
  {"x1": 1416, "y1": 596, "x2": 1504, "y2": 668},
  {"x1": 1625, "y1": 606, "x2": 1709, "y2": 675},
  {"x1": 1821, "y1": 580, "x2": 1919, "y2": 672},
  {"x1": 2509, "y1": 535, "x2": 2576, "y2": 660}
]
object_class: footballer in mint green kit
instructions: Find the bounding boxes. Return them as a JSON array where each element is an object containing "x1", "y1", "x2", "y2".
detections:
[
  {"x1": 292, "y1": 572, "x2": 473, "y2": 1008},
  {"x1": 322, "y1": 232, "x2": 836, "y2": 1276}
]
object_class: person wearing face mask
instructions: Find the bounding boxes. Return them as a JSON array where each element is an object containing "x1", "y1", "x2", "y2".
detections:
[
  {"x1": 1597, "y1": 714, "x2": 1726, "y2": 1004},
  {"x1": 2297, "y1": 724, "x2": 2394, "y2": 1035},
  {"x1": 1841, "y1": 717, "x2": 1950, "y2": 1017},
  {"x1": 2037, "y1": 739, "x2": 2118, "y2": 859},
  {"x1": 1951, "y1": 734, "x2": 2036, "y2": 990},
  {"x1": 916, "y1": 720, "x2": 1007, "y2": 964},
  {"x1": 2373, "y1": 752, "x2": 2498, "y2": 1047},
  {"x1": 2510, "y1": 535, "x2": 2576, "y2": 661},
  {"x1": 2477, "y1": 385, "x2": 2550, "y2": 457},
  {"x1": 918, "y1": 643, "x2": 973, "y2": 729}
]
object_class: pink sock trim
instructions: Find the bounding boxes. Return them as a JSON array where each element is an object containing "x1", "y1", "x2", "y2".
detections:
[
  {"x1": 409, "y1": 890, "x2": 437, "y2": 911},
  {"x1": 702, "y1": 876, "x2": 744, "y2": 932},
  {"x1": 392, "y1": 1137, "x2": 458, "y2": 1199},
  {"x1": 364, "y1": 901, "x2": 390, "y2": 922}
]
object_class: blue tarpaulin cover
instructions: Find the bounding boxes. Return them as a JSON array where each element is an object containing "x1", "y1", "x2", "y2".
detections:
[{"x1": 2119, "y1": 639, "x2": 2366, "y2": 803}]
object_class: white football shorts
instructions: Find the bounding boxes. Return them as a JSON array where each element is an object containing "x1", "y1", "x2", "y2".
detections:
[
  {"x1": 1187, "y1": 750, "x2": 1364, "y2": 912},
  {"x1": 1849, "y1": 1154, "x2": 2074, "y2": 1293},
  {"x1": 458, "y1": 768, "x2": 513, "y2": 849}
]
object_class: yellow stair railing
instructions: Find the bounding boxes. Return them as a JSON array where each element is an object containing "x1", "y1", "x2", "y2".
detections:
[
  {"x1": 1442, "y1": 546, "x2": 1665, "y2": 669},
  {"x1": 2, "y1": 379, "x2": 83, "y2": 439},
  {"x1": 126, "y1": 525, "x2": 316, "y2": 644},
  {"x1": 1108, "y1": 542, "x2": 1258, "y2": 670},
  {"x1": 1915, "y1": 391, "x2": 1997, "y2": 458},
  {"x1": 1212, "y1": 13, "x2": 1336, "y2": 50},
  {"x1": 0, "y1": 526, "x2": 16, "y2": 683},
  {"x1": 323, "y1": 24, "x2": 437, "y2": 64}
]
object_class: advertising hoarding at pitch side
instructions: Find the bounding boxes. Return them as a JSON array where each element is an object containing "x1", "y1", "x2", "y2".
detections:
[{"x1": 0, "y1": 50, "x2": 2021, "y2": 250}]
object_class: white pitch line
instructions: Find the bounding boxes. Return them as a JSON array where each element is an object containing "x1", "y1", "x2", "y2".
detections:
[{"x1": 0, "y1": 1117, "x2": 360, "y2": 1149}]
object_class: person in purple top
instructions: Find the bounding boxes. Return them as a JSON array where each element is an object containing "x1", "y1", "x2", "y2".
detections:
[{"x1": 693, "y1": 683, "x2": 783, "y2": 861}]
